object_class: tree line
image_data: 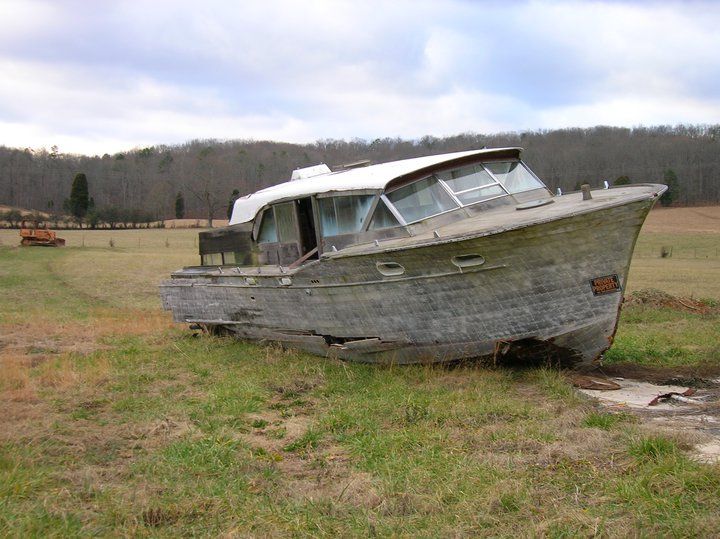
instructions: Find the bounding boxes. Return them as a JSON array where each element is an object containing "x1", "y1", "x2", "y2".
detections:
[{"x1": 1, "y1": 125, "x2": 718, "y2": 223}]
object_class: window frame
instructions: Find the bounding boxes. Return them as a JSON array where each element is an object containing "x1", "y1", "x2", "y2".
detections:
[
  {"x1": 482, "y1": 160, "x2": 546, "y2": 195},
  {"x1": 384, "y1": 175, "x2": 461, "y2": 225},
  {"x1": 317, "y1": 194, "x2": 376, "y2": 238},
  {"x1": 381, "y1": 159, "x2": 547, "y2": 225},
  {"x1": 435, "y1": 163, "x2": 509, "y2": 207},
  {"x1": 256, "y1": 207, "x2": 278, "y2": 244},
  {"x1": 255, "y1": 201, "x2": 301, "y2": 244},
  {"x1": 366, "y1": 195, "x2": 406, "y2": 230}
]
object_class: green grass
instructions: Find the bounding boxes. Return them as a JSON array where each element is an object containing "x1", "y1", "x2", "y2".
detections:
[
  {"x1": 583, "y1": 411, "x2": 634, "y2": 430},
  {"x1": 1, "y1": 227, "x2": 719, "y2": 536},
  {"x1": 605, "y1": 306, "x2": 720, "y2": 367}
]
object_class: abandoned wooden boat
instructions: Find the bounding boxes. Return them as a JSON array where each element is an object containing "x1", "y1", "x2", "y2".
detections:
[{"x1": 160, "y1": 148, "x2": 666, "y2": 366}]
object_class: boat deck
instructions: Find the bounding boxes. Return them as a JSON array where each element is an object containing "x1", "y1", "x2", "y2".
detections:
[
  {"x1": 335, "y1": 184, "x2": 666, "y2": 257},
  {"x1": 171, "y1": 184, "x2": 665, "y2": 278}
]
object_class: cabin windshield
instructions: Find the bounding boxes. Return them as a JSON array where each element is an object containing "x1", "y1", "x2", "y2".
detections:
[
  {"x1": 437, "y1": 165, "x2": 506, "y2": 205},
  {"x1": 368, "y1": 198, "x2": 401, "y2": 230},
  {"x1": 386, "y1": 176, "x2": 458, "y2": 223},
  {"x1": 484, "y1": 161, "x2": 544, "y2": 194},
  {"x1": 382, "y1": 159, "x2": 547, "y2": 224}
]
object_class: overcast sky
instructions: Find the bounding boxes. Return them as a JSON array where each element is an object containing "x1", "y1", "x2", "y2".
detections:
[{"x1": 1, "y1": 0, "x2": 719, "y2": 155}]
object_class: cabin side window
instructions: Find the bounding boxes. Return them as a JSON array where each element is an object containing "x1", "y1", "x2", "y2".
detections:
[
  {"x1": 318, "y1": 195, "x2": 374, "y2": 236},
  {"x1": 385, "y1": 176, "x2": 458, "y2": 224},
  {"x1": 257, "y1": 208, "x2": 277, "y2": 243},
  {"x1": 484, "y1": 161, "x2": 544, "y2": 194},
  {"x1": 253, "y1": 200, "x2": 317, "y2": 266},
  {"x1": 257, "y1": 202, "x2": 300, "y2": 243},
  {"x1": 274, "y1": 202, "x2": 298, "y2": 242}
]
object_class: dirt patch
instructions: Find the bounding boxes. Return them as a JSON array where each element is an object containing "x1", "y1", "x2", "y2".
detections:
[
  {"x1": 241, "y1": 378, "x2": 383, "y2": 509},
  {"x1": 581, "y1": 362, "x2": 720, "y2": 388},
  {"x1": 624, "y1": 288, "x2": 717, "y2": 314},
  {"x1": 578, "y1": 377, "x2": 720, "y2": 463},
  {"x1": 694, "y1": 441, "x2": 720, "y2": 464},
  {"x1": 246, "y1": 408, "x2": 382, "y2": 508}
]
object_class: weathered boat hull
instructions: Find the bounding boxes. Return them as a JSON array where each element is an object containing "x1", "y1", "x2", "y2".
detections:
[{"x1": 161, "y1": 194, "x2": 658, "y2": 366}]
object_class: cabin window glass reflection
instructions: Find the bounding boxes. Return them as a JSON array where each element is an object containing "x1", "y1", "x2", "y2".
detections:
[
  {"x1": 369, "y1": 199, "x2": 400, "y2": 230},
  {"x1": 456, "y1": 184, "x2": 506, "y2": 204},
  {"x1": 437, "y1": 164, "x2": 508, "y2": 205},
  {"x1": 484, "y1": 161, "x2": 543, "y2": 194},
  {"x1": 438, "y1": 165, "x2": 495, "y2": 193},
  {"x1": 386, "y1": 176, "x2": 458, "y2": 223},
  {"x1": 318, "y1": 195, "x2": 374, "y2": 236},
  {"x1": 257, "y1": 208, "x2": 278, "y2": 243}
]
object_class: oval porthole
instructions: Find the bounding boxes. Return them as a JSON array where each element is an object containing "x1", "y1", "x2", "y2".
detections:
[
  {"x1": 376, "y1": 261, "x2": 405, "y2": 277},
  {"x1": 451, "y1": 254, "x2": 486, "y2": 269}
]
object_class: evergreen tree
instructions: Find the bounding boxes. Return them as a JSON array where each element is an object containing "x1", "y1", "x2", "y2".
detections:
[
  {"x1": 175, "y1": 192, "x2": 185, "y2": 219},
  {"x1": 65, "y1": 173, "x2": 90, "y2": 222},
  {"x1": 227, "y1": 189, "x2": 240, "y2": 219},
  {"x1": 661, "y1": 169, "x2": 680, "y2": 206}
]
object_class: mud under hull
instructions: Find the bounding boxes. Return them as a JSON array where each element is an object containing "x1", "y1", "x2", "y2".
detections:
[{"x1": 161, "y1": 198, "x2": 655, "y2": 366}]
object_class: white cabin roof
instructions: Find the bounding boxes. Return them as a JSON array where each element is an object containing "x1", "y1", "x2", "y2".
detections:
[{"x1": 229, "y1": 148, "x2": 521, "y2": 224}]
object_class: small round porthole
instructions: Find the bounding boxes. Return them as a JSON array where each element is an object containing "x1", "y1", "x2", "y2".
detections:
[
  {"x1": 376, "y1": 261, "x2": 405, "y2": 276},
  {"x1": 451, "y1": 254, "x2": 486, "y2": 269}
]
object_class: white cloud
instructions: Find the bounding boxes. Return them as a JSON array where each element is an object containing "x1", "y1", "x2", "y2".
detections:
[
  {"x1": 535, "y1": 95, "x2": 720, "y2": 130},
  {"x1": 1, "y1": 0, "x2": 719, "y2": 154}
]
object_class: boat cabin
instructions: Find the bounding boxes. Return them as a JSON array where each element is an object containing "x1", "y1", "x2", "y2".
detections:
[{"x1": 198, "y1": 148, "x2": 551, "y2": 267}]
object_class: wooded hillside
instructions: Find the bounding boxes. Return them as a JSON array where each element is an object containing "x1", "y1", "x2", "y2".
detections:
[{"x1": 1, "y1": 125, "x2": 718, "y2": 221}]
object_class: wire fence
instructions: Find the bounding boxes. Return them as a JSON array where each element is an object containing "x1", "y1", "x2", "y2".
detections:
[
  {"x1": 634, "y1": 246, "x2": 720, "y2": 259},
  {"x1": 0, "y1": 228, "x2": 202, "y2": 250}
]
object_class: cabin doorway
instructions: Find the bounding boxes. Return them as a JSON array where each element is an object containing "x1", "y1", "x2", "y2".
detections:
[{"x1": 297, "y1": 197, "x2": 319, "y2": 259}]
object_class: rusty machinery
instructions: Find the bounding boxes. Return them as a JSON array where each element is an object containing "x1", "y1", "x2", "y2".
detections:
[{"x1": 19, "y1": 219, "x2": 66, "y2": 247}]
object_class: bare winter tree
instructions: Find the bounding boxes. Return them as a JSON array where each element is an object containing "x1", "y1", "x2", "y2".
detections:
[
  {"x1": 186, "y1": 146, "x2": 222, "y2": 227},
  {"x1": 1, "y1": 125, "x2": 720, "y2": 217}
]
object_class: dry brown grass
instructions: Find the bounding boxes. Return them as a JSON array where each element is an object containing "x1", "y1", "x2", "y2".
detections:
[
  {"x1": 1, "y1": 212, "x2": 719, "y2": 536},
  {"x1": 644, "y1": 206, "x2": 720, "y2": 235},
  {"x1": 0, "y1": 204, "x2": 50, "y2": 218}
]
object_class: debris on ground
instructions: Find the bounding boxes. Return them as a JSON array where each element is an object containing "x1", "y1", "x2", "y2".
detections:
[
  {"x1": 577, "y1": 377, "x2": 720, "y2": 464},
  {"x1": 624, "y1": 288, "x2": 716, "y2": 314},
  {"x1": 582, "y1": 362, "x2": 720, "y2": 388},
  {"x1": 577, "y1": 379, "x2": 697, "y2": 410},
  {"x1": 569, "y1": 374, "x2": 622, "y2": 390},
  {"x1": 648, "y1": 388, "x2": 701, "y2": 406}
]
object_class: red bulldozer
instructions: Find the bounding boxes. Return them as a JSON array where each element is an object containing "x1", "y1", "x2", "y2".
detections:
[{"x1": 19, "y1": 219, "x2": 66, "y2": 247}]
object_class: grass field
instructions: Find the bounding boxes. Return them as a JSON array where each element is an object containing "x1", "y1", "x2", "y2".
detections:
[{"x1": 1, "y1": 207, "x2": 719, "y2": 536}]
